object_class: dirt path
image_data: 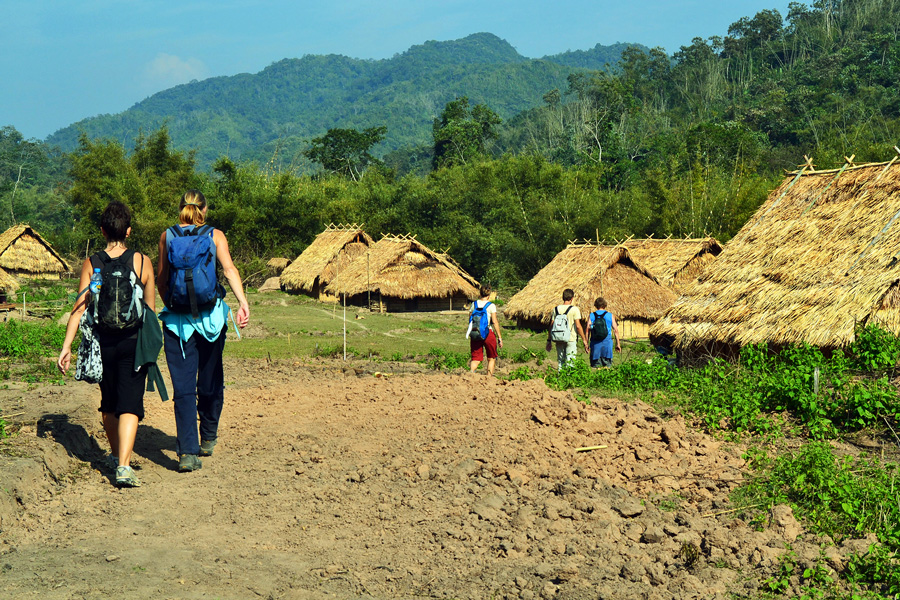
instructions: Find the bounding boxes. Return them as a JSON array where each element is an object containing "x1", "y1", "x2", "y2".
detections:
[{"x1": 0, "y1": 360, "x2": 864, "y2": 599}]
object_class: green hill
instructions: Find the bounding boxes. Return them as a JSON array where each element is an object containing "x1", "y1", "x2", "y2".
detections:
[{"x1": 46, "y1": 33, "x2": 641, "y2": 169}]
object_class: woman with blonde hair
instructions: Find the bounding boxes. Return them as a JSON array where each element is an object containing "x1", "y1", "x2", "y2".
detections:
[{"x1": 157, "y1": 190, "x2": 249, "y2": 472}]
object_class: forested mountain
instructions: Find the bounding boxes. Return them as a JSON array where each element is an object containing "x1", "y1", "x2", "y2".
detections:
[
  {"x1": 17, "y1": 0, "x2": 900, "y2": 291},
  {"x1": 46, "y1": 34, "x2": 640, "y2": 169}
]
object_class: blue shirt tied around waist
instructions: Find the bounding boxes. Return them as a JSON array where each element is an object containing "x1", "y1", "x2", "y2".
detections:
[{"x1": 589, "y1": 310, "x2": 614, "y2": 361}]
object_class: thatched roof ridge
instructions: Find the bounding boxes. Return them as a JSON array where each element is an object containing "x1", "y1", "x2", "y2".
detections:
[
  {"x1": 622, "y1": 237, "x2": 722, "y2": 288},
  {"x1": 280, "y1": 224, "x2": 372, "y2": 293},
  {"x1": 325, "y1": 235, "x2": 480, "y2": 299},
  {"x1": 0, "y1": 224, "x2": 70, "y2": 275},
  {"x1": 651, "y1": 157, "x2": 900, "y2": 350},
  {"x1": 503, "y1": 243, "x2": 677, "y2": 325}
]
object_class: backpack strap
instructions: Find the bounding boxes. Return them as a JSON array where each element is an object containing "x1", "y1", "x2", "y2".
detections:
[{"x1": 563, "y1": 305, "x2": 572, "y2": 315}]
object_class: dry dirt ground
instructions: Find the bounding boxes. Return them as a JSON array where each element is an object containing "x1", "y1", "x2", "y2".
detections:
[{"x1": 0, "y1": 358, "x2": 874, "y2": 599}]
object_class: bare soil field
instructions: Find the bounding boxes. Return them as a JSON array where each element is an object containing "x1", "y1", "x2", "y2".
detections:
[{"x1": 0, "y1": 357, "x2": 872, "y2": 599}]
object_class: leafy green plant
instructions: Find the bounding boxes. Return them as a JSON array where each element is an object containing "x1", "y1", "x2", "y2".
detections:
[
  {"x1": 0, "y1": 320, "x2": 67, "y2": 359},
  {"x1": 424, "y1": 347, "x2": 469, "y2": 370}
]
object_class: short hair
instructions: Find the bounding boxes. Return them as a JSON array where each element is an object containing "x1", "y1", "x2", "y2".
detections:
[
  {"x1": 479, "y1": 284, "x2": 492, "y2": 298},
  {"x1": 562, "y1": 288, "x2": 575, "y2": 302},
  {"x1": 100, "y1": 201, "x2": 131, "y2": 242},
  {"x1": 179, "y1": 189, "x2": 207, "y2": 226},
  {"x1": 594, "y1": 297, "x2": 607, "y2": 309}
]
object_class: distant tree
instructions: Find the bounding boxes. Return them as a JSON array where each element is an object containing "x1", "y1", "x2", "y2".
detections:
[
  {"x1": 303, "y1": 126, "x2": 387, "y2": 181},
  {"x1": 432, "y1": 96, "x2": 502, "y2": 170},
  {"x1": 68, "y1": 126, "x2": 199, "y2": 256}
]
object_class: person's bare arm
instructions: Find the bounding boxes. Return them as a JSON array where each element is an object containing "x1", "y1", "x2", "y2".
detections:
[
  {"x1": 58, "y1": 259, "x2": 93, "y2": 373},
  {"x1": 491, "y1": 310, "x2": 502, "y2": 348},
  {"x1": 214, "y1": 229, "x2": 249, "y2": 328},
  {"x1": 137, "y1": 252, "x2": 156, "y2": 312},
  {"x1": 156, "y1": 230, "x2": 169, "y2": 307},
  {"x1": 575, "y1": 319, "x2": 589, "y2": 349},
  {"x1": 612, "y1": 314, "x2": 621, "y2": 352}
]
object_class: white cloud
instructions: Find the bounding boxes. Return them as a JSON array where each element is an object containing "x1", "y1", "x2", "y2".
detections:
[{"x1": 141, "y1": 53, "x2": 209, "y2": 92}]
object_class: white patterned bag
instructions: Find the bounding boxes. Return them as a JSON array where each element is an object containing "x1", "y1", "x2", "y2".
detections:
[{"x1": 74, "y1": 310, "x2": 103, "y2": 384}]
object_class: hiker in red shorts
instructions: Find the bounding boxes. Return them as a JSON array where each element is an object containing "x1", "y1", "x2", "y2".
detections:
[{"x1": 467, "y1": 284, "x2": 503, "y2": 376}]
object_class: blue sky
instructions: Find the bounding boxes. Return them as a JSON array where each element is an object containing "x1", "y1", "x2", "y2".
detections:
[{"x1": 3, "y1": 1, "x2": 794, "y2": 140}]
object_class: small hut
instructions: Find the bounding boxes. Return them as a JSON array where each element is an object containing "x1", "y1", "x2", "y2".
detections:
[
  {"x1": 650, "y1": 156, "x2": 900, "y2": 361},
  {"x1": 622, "y1": 237, "x2": 722, "y2": 293},
  {"x1": 279, "y1": 224, "x2": 373, "y2": 301},
  {"x1": 325, "y1": 234, "x2": 480, "y2": 312},
  {"x1": 503, "y1": 243, "x2": 677, "y2": 338},
  {"x1": 0, "y1": 266, "x2": 19, "y2": 303},
  {"x1": 266, "y1": 257, "x2": 292, "y2": 276},
  {"x1": 0, "y1": 224, "x2": 69, "y2": 279}
]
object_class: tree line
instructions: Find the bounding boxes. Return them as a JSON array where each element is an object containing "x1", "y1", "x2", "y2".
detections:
[{"x1": 4, "y1": 0, "x2": 900, "y2": 287}]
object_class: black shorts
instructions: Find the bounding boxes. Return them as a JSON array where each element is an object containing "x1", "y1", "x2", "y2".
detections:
[{"x1": 98, "y1": 331, "x2": 147, "y2": 420}]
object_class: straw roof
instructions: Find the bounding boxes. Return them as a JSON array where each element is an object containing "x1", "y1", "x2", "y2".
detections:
[
  {"x1": 622, "y1": 238, "x2": 722, "y2": 293},
  {"x1": 325, "y1": 234, "x2": 480, "y2": 300},
  {"x1": 280, "y1": 224, "x2": 373, "y2": 293},
  {"x1": 0, "y1": 224, "x2": 69, "y2": 275},
  {"x1": 266, "y1": 257, "x2": 292, "y2": 275},
  {"x1": 651, "y1": 157, "x2": 900, "y2": 351},
  {"x1": 0, "y1": 266, "x2": 19, "y2": 295},
  {"x1": 503, "y1": 243, "x2": 677, "y2": 326}
]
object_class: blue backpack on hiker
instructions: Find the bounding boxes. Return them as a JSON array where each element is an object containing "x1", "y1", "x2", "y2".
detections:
[
  {"x1": 469, "y1": 301, "x2": 492, "y2": 341},
  {"x1": 165, "y1": 225, "x2": 224, "y2": 317}
]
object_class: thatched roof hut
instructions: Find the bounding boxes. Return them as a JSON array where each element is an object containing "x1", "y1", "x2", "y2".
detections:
[
  {"x1": 622, "y1": 237, "x2": 722, "y2": 293},
  {"x1": 0, "y1": 266, "x2": 19, "y2": 302},
  {"x1": 650, "y1": 157, "x2": 900, "y2": 360},
  {"x1": 503, "y1": 243, "x2": 677, "y2": 338},
  {"x1": 325, "y1": 234, "x2": 480, "y2": 312},
  {"x1": 0, "y1": 224, "x2": 69, "y2": 279},
  {"x1": 266, "y1": 257, "x2": 291, "y2": 275},
  {"x1": 280, "y1": 224, "x2": 373, "y2": 300}
]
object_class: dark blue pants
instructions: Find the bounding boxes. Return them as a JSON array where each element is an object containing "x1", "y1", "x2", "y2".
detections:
[{"x1": 164, "y1": 327, "x2": 226, "y2": 456}]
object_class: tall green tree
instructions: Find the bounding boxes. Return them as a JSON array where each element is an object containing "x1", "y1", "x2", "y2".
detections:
[
  {"x1": 68, "y1": 126, "x2": 198, "y2": 257},
  {"x1": 303, "y1": 126, "x2": 387, "y2": 181},
  {"x1": 432, "y1": 97, "x2": 502, "y2": 169}
]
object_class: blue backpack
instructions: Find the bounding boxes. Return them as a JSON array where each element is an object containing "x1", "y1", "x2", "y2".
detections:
[
  {"x1": 165, "y1": 225, "x2": 224, "y2": 317},
  {"x1": 469, "y1": 301, "x2": 492, "y2": 341}
]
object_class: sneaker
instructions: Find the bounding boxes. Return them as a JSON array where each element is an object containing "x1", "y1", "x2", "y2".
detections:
[
  {"x1": 199, "y1": 439, "x2": 217, "y2": 457},
  {"x1": 178, "y1": 454, "x2": 202, "y2": 472},
  {"x1": 115, "y1": 466, "x2": 141, "y2": 488},
  {"x1": 106, "y1": 454, "x2": 119, "y2": 472}
]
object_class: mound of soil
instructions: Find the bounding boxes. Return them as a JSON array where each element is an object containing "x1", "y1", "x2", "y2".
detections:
[{"x1": 0, "y1": 361, "x2": 872, "y2": 599}]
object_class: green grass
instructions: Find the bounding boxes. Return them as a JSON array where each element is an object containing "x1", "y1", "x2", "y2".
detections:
[{"x1": 222, "y1": 291, "x2": 551, "y2": 361}]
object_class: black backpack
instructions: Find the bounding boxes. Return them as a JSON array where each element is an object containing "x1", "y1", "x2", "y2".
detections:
[
  {"x1": 90, "y1": 250, "x2": 144, "y2": 332},
  {"x1": 590, "y1": 310, "x2": 609, "y2": 344}
]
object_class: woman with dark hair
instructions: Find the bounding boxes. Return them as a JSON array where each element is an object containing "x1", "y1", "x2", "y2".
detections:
[
  {"x1": 157, "y1": 190, "x2": 249, "y2": 473},
  {"x1": 58, "y1": 201, "x2": 156, "y2": 488}
]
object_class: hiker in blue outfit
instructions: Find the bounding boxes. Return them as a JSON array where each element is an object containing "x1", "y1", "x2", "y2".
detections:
[
  {"x1": 587, "y1": 297, "x2": 621, "y2": 368},
  {"x1": 156, "y1": 190, "x2": 250, "y2": 473},
  {"x1": 58, "y1": 201, "x2": 157, "y2": 488},
  {"x1": 467, "y1": 284, "x2": 503, "y2": 375}
]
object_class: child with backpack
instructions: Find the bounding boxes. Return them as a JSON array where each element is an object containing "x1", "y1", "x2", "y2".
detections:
[
  {"x1": 57, "y1": 201, "x2": 156, "y2": 488},
  {"x1": 467, "y1": 284, "x2": 502, "y2": 375},
  {"x1": 156, "y1": 190, "x2": 250, "y2": 473},
  {"x1": 587, "y1": 297, "x2": 621, "y2": 368}
]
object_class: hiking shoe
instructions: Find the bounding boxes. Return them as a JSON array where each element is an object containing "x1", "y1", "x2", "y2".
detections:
[
  {"x1": 115, "y1": 466, "x2": 141, "y2": 488},
  {"x1": 178, "y1": 454, "x2": 202, "y2": 472},
  {"x1": 106, "y1": 454, "x2": 119, "y2": 472},
  {"x1": 199, "y1": 439, "x2": 217, "y2": 457}
]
